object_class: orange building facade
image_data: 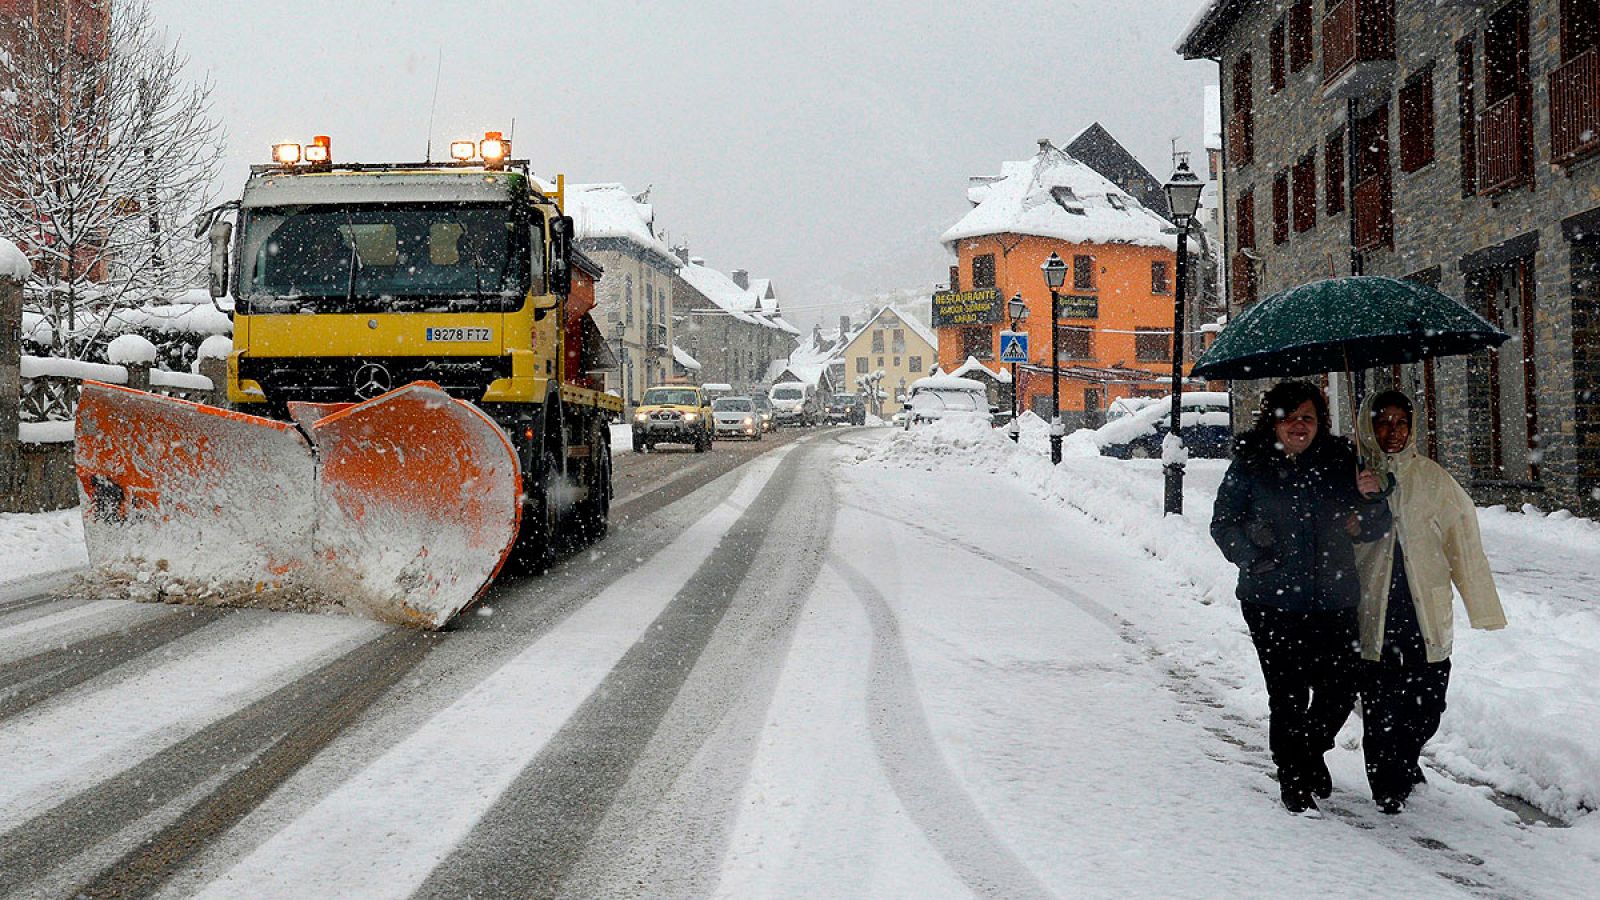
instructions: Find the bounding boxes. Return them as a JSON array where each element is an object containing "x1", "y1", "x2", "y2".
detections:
[{"x1": 939, "y1": 235, "x2": 1183, "y2": 429}]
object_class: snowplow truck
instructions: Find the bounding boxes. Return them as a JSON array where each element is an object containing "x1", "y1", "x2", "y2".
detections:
[{"x1": 74, "y1": 135, "x2": 622, "y2": 629}]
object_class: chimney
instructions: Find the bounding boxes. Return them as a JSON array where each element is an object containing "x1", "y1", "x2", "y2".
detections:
[
  {"x1": 949, "y1": 265, "x2": 960, "y2": 292},
  {"x1": 731, "y1": 269, "x2": 749, "y2": 290},
  {"x1": 839, "y1": 315, "x2": 851, "y2": 337},
  {"x1": 672, "y1": 246, "x2": 689, "y2": 265},
  {"x1": 1038, "y1": 137, "x2": 1053, "y2": 153}
]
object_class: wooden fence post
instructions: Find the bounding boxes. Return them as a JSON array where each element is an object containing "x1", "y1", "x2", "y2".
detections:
[{"x1": 0, "y1": 272, "x2": 21, "y2": 498}]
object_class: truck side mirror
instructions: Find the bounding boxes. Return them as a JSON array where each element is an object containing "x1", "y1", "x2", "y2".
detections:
[
  {"x1": 548, "y1": 215, "x2": 574, "y2": 297},
  {"x1": 208, "y1": 220, "x2": 232, "y2": 300}
]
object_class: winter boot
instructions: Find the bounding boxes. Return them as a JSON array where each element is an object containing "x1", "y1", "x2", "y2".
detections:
[
  {"x1": 1308, "y1": 754, "x2": 1333, "y2": 800},
  {"x1": 1281, "y1": 783, "x2": 1319, "y2": 814},
  {"x1": 1375, "y1": 793, "x2": 1407, "y2": 815}
]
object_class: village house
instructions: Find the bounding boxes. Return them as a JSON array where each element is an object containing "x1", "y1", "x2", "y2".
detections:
[
  {"x1": 671, "y1": 253, "x2": 800, "y2": 394},
  {"x1": 832, "y1": 306, "x2": 939, "y2": 418},
  {"x1": 937, "y1": 138, "x2": 1193, "y2": 430},
  {"x1": 1180, "y1": 0, "x2": 1600, "y2": 516}
]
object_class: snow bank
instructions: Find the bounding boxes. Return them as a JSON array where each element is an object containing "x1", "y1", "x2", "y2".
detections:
[
  {"x1": 0, "y1": 236, "x2": 28, "y2": 281},
  {"x1": 859, "y1": 417, "x2": 1600, "y2": 821}
]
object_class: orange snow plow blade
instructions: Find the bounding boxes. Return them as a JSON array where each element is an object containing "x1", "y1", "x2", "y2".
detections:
[{"x1": 74, "y1": 381, "x2": 521, "y2": 629}]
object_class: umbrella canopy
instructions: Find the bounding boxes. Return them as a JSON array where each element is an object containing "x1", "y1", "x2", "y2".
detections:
[{"x1": 1191, "y1": 276, "x2": 1509, "y2": 380}]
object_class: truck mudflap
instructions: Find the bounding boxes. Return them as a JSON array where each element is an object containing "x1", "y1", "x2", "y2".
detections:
[{"x1": 75, "y1": 381, "x2": 521, "y2": 629}]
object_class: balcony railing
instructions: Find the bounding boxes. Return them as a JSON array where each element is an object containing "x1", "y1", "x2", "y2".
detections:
[
  {"x1": 1477, "y1": 89, "x2": 1533, "y2": 194},
  {"x1": 1322, "y1": 0, "x2": 1395, "y2": 87},
  {"x1": 1353, "y1": 174, "x2": 1392, "y2": 251},
  {"x1": 1551, "y1": 48, "x2": 1600, "y2": 166},
  {"x1": 1228, "y1": 108, "x2": 1254, "y2": 167}
]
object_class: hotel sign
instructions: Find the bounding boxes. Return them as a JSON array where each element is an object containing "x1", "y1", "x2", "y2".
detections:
[
  {"x1": 1057, "y1": 295, "x2": 1099, "y2": 319},
  {"x1": 931, "y1": 288, "x2": 1002, "y2": 327}
]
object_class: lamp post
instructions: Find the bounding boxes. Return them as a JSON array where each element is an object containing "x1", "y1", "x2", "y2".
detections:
[
  {"x1": 1163, "y1": 155, "x2": 1205, "y2": 516},
  {"x1": 1006, "y1": 291, "x2": 1028, "y2": 442},
  {"x1": 1041, "y1": 252, "x2": 1068, "y2": 464}
]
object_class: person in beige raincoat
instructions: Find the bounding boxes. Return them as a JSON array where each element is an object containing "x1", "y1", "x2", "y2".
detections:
[{"x1": 1354, "y1": 389, "x2": 1507, "y2": 814}]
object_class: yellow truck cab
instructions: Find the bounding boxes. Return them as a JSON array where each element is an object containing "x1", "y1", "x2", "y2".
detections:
[{"x1": 632, "y1": 384, "x2": 713, "y2": 453}]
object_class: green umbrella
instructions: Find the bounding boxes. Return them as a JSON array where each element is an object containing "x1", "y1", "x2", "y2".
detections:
[{"x1": 1191, "y1": 276, "x2": 1508, "y2": 380}]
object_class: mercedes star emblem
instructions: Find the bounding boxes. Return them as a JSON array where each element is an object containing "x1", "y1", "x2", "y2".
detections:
[{"x1": 353, "y1": 363, "x2": 392, "y2": 399}]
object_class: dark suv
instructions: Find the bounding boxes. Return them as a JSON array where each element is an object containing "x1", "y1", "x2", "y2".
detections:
[{"x1": 824, "y1": 392, "x2": 867, "y2": 426}]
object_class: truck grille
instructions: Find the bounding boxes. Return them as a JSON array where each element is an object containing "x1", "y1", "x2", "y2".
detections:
[{"x1": 649, "y1": 411, "x2": 682, "y2": 421}]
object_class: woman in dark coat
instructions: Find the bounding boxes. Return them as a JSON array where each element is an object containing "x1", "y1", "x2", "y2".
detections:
[{"x1": 1210, "y1": 381, "x2": 1389, "y2": 814}]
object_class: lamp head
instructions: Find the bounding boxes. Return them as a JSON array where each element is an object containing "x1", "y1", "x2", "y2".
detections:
[
  {"x1": 1007, "y1": 292, "x2": 1028, "y2": 322},
  {"x1": 1165, "y1": 155, "x2": 1204, "y2": 225},
  {"x1": 1041, "y1": 252, "x2": 1068, "y2": 290}
]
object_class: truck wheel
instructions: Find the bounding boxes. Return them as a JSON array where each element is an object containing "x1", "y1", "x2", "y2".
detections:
[
  {"x1": 575, "y1": 422, "x2": 611, "y2": 543},
  {"x1": 509, "y1": 443, "x2": 561, "y2": 574},
  {"x1": 632, "y1": 437, "x2": 644, "y2": 453},
  {"x1": 694, "y1": 431, "x2": 708, "y2": 453}
]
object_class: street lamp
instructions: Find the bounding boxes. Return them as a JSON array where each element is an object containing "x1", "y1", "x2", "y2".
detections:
[
  {"x1": 1163, "y1": 155, "x2": 1205, "y2": 516},
  {"x1": 1006, "y1": 291, "x2": 1029, "y2": 443},
  {"x1": 1041, "y1": 252, "x2": 1068, "y2": 464}
]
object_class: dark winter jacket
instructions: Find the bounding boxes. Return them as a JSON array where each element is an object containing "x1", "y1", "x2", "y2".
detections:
[{"x1": 1210, "y1": 431, "x2": 1390, "y2": 613}]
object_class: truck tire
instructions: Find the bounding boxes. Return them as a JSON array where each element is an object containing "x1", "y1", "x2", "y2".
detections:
[
  {"x1": 574, "y1": 419, "x2": 611, "y2": 543},
  {"x1": 632, "y1": 436, "x2": 644, "y2": 453},
  {"x1": 509, "y1": 405, "x2": 564, "y2": 574},
  {"x1": 694, "y1": 430, "x2": 708, "y2": 453}
]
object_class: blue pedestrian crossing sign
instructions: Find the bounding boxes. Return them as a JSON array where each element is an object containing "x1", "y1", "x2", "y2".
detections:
[{"x1": 999, "y1": 330, "x2": 1029, "y2": 363}]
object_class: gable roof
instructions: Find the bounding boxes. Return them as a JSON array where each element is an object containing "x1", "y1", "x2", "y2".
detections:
[
  {"x1": 838, "y1": 305, "x2": 938, "y2": 357},
  {"x1": 1176, "y1": 1, "x2": 1247, "y2": 60},
  {"x1": 1065, "y1": 123, "x2": 1171, "y2": 220},
  {"x1": 563, "y1": 182, "x2": 679, "y2": 268},
  {"x1": 942, "y1": 141, "x2": 1177, "y2": 251}
]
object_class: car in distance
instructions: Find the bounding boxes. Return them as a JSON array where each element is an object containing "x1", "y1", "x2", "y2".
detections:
[
  {"x1": 824, "y1": 392, "x2": 867, "y2": 426},
  {"x1": 712, "y1": 396, "x2": 763, "y2": 441},
  {"x1": 632, "y1": 384, "x2": 714, "y2": 452},
  {"x1": 903, "y1": 375, "x2": 994, "y2": 428},
  {"x1": 750, "y1": 392, "x2": 776, "y2": 432},
  {"x1": 769, "y1": 382, "x2": 817, "y2": 427},
  {"x1": 1092, "y1": 392, "x2": 1232, "y2": 459}
]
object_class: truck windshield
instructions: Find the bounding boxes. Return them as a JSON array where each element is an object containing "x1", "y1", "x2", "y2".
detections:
[
  {"x1": 237, "y1": 203, "x2": 529, "y2": 314},
  {"x1": 641, "y1": 388, "x2": 700, "y2": 406}
]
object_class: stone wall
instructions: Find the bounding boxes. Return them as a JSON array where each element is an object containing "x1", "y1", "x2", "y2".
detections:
[{"x1": 1215, "y1": 0, "x2": 1600, "y2": 516}]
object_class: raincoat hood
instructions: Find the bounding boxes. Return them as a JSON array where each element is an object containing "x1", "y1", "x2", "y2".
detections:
[{"x1": 1356, "y1": 389, "x2": 1418, "y2": 482}]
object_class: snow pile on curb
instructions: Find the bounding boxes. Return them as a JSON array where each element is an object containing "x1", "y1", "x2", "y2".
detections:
[
  {"x1": 0, "y1": 510, "x2": 86, "y2": 587},
  {"x1": 863, "y1": 418, "x2": 1600, "y2": 822}
]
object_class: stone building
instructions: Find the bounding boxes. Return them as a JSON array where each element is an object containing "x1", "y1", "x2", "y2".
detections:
[
  {"x1": 1180, "y1": 0, "x2": 1600, "y2": 516},
  {"x1": 671, "y1": 254, "x2": 799, "y2": 393},
  {"x1": 566, "y1": 183, "x2": 679, "y2": 408}
]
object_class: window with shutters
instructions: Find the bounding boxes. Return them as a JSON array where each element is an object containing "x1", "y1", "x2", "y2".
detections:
[
  {"x1": 1230, "y1": 53, "x2": 1254, "y2": 166},
  {"x1": 1289, "y1": 0, "x2": 1314, "y2": 73},
  {"x1": 972, "y1": 253, "x2": 996, "y2": 289},
  {"x1": 1270, "y1": 18, "x2": 1287, "y2": 92},
  {"x1": 908, "y1": 355, "x2": 923, "y2": 373},
  {"x1": 1135, "y1": 328, "x2": 1170, "y2": 363},
  {"x1": 1552, "y1": 0, "x2": 1600, "y2": 164},
  {"x1": 1457, "y1": 38, "x2": 1477, "y2": 196},
  {"x1": 1236, "y1": 189, "x2": 1256, "y2": 249},
  {"x1": 892, "y1": 329, "x2": 905, "y2": 352},
  {"x1": 1073, "y1": 255, "x2": 1095, "y2": 291},
  {"x1": 1325, "y1": 127, "x2": 1346, "y2": 214},
  {"x1": 1399, "y1": 66, "x2": 1436, "y2": 172},
  {"x1": 856, "y1": 356, "x2": 868, "y2": 374},
  {"x1": 1354, "y1": 101, "x2": 1393, "y2": 250},
  {"x1": 959, "y1": 326, "x2": 993, "y2": 360},
  {"x1": 1272, "y1": 170, "x2": 1290, "y2": 244},
  {"x1": 1056, "y1": 326, "x2": 1092, "y2": 361},
  {"x1": 1293, "y1": 152, "x2": 1317, "y2": 233},
  {"x1": 1151, "y1": 261, "x2": 1171, "y2": 294},
  {"x1": 872, "y1": 330, "x2": 884, "y2": 352},
  {"x1": 1479, "y1": 0, "x2": 1533, "y2": 193}
]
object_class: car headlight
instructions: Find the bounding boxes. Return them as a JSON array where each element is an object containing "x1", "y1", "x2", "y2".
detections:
[
  {"x1": 683, "y1": 412, "x2": 699, "y2": 422},
  {"x1": 634, "y1": 412, "x2": 647, "y2": 422},
  {"x1": 744, "y1": 416, "x2": 754, "y2": 425}
]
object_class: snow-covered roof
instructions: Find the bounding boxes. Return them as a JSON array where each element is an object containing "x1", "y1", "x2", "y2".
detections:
[
  {"x1": 678, "y1": 259, "x2": 760, "y2": 324},
  {"x1": 949, "y1": 356, "x2": 1012, "y2": 384},
  {"x1": 1204, "y1": 85, "x2": 1223, "y2": 152},
  {"x1": 564, "y1": 183, "x2": 678, "y2": 268},
  {"x1": 910, "y1": 375, "x2": 987, "y2": 394},
  {"x1": 672, "y1": 344, "x2": 702, "y2": 371},
  {"x1": 840, "y1": 305, "x2": 939, "y2": 357},
  {"x1": 0, "y1": 237, "x2": 28, "y2": 281},
  {"x1": 942, "y1": 142, "x2": 1177, "y2": 252}
]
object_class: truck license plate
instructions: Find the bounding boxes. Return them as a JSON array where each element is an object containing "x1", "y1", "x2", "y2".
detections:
[{"x1": 425, "y1": 327, "x2": 492, "y2": 343}]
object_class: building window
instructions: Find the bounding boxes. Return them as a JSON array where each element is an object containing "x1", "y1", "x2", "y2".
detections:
[
  {"x1": 625, "y1": 279, "x2": 634, "y2": 324},
  {"x1": 1135, "y1": 328, "x2": 1170, "y2": 363},
  {"x1": 1466, "y1": 256, "x2": 1539, "y2": 481},
  {"x1": 872, "y1": 330, "x2": 884, "y2": 352},
  {"x1": 1230, "y1": 52, "x2": 1254, "y2": 167},
  {"x1": 892, "y1": 329, "x2": 905, "y2": 352},
  {"x1": 1552, "y1": 0, "x2": 1600, "y2": 164},
  {"x1": 1457, "y1": 38, "x2": 1478, "y2": 197},
  {"x1": 959, "y1": 327, "x2": 993, "y2": 360},
  {"x1": 1399, "y1": 66, "x2": 1436, "y2": 172},
  {"x1": 1270, "y1": 17, "x2": 1287, "y2": 92},
  {"x1": 1151, "y1": 261, "x2": 1171, "y2": 294},
  {"x1": 1272, "y1": 169, "x2": 1290, "y2": 244},
  {"x1": 856, "y1": 356, "x2": 868, "y2": 374},
  {"x1": 1073, "y1": 255, "x2": 1095, "y2": 291},
  {"x1": 1325, "y1": 127, "x2": 1346, "y2": 214},
  {"x1": 1236, "y1": 188, "x2": 1256, "y2": 249},
  {"x1": 908, "y1": 355, "x2": 923, "y2": 372},
  {"x1": 893, "y1": 356, "x2": 901, "y2": 367},
  {"x1": 877, "y1": 356, "x2": 885, "y2": 367},
  {"x1": 1354, "y1": 101, "x2": 1393, "y2": 251},
  {"x1": 1479, "y1": 0, "x2": 1533, "y2": 193},
  {"x1": 1289, "y1": 0, "x2": 1314, "y2": 73},
  {"x1": 972, "y1": 253, "x2": 996, "y2": 289},
  {"x1": 1293, "y1": 152, "x2": 1317, "y2": 233},
  {"x1": 1056, "y1": 326, "x2": 1093, "y2": 361}
]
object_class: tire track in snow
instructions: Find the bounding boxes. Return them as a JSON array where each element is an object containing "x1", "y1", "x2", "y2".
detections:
[
  {"x1": 0, "y1": 607, "x2": 226, "y2": 723},
  {"x1": 827, "y1": 555, "x2": 1053, "y2": 900},
  {"x1": 844, "y1": 501, "x2": 1531, "y2": 900},
  {"x1": 0, "y1": 628, "x2": 433, "y2": 899},
  {"x1": 413, "y1": 444, "x2": 807, "y2": 899}
]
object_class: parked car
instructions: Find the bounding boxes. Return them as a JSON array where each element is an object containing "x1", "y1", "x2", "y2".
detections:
[
  {"x1": 750, "y1": 392, "x2": 776, "y2": 432},
  {"x1": 1092, "y1": 392, "x2": 1232, "y2": 459},
  {"x1": 1105, "y1": 396, "x2": 1163, "y2": 422},
  {"x1": 890, "y1": 409, "x2": 908, "y2": 427},
  {"x1": 631, "y1": 384, "x2": 714, "y2": 452},
  {"x1": 769, "y1": 382, "x2": 817, "y2": 427},
  {"x1": 903, "y1": 375, "x2": 994, "y2": 428},
  {"x1": 824, "y1": 392, "x2": 867, "y2": 425},
  {"x1": 711, "y1": 396, "x2": 763, "y2": 441}
]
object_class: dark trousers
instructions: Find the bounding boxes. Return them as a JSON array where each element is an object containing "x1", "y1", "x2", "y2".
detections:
[
  {"x1": 1242, "y1": 604, "x2": 1361, "y2": 791},
  {"x1": 1361, "y1": 658, "x2": 1451, "y2": 800}
]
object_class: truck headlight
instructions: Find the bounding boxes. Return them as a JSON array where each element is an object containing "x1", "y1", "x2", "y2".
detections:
[
  {"x1": 634, "y1": 412, "x2": 647, "y2": 422},
  {"x1": 683, "y1": 412, "x2": 699, "y2": 422}
]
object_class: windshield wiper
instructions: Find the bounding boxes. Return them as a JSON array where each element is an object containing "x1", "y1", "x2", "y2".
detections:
[{"x1": 343, "y1": 208, "x2": 359, "y2": 305}]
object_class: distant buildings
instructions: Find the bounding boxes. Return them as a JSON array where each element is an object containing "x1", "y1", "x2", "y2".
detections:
[
  {"x1": 833, "y1": 306, "x2": 938, "y2": 417},
  {"x1": 672, "y1": 254, "x2": 799, "y2": 394}
]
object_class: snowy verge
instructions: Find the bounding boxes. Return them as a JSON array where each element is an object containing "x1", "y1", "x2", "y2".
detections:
[{"x1": 858, "y1": 416, "x2": 1600, "y2": 822}]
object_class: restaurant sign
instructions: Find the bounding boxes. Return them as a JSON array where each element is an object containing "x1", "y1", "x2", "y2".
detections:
[
  {"x1": 931, "y1": 288, "x2": 1002, "y2": 327},
  {"x1": 1057, "y1": 295, "x2": 1099, "y2": 319}
]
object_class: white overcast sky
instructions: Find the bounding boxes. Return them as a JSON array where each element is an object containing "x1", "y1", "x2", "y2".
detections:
[{"x1": 154, "y1": 0, "x2": 1216, "y2": 328}]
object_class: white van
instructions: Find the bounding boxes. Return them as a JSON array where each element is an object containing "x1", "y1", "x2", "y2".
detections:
[{"x1": 768, "y1": 382, "x2": 817, "y2": 427}]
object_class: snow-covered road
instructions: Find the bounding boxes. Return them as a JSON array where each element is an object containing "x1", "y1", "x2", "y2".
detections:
[{"x1": 0, "y1": 423, "x2": 1596, "y2": 897}]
